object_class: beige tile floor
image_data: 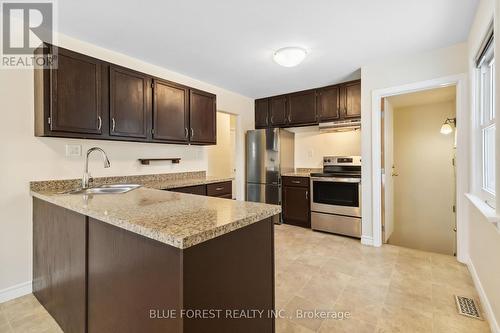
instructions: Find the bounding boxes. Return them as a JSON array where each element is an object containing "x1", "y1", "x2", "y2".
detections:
[
  {"x1": 0, "y1": 224, "x2": 491, "y2": 333},
  {"x1": 274, "y1": 224, "x2": 491, "y2": 333}
]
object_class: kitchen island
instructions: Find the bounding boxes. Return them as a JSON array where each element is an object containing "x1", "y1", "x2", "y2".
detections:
[{"x1": 31, "y1": 179, "x2": 280, "y2": 333}]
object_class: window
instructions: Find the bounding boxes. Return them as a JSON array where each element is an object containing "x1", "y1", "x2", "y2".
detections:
[{"x1": 476, "y1": 29, "x2": 496, "y2": 206}]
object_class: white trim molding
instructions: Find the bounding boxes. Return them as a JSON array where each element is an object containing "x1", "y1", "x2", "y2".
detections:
[
  {"x1": 361, "y1": 235, "x2": 374, "y2": 246},
  {"x1": 369, "y1": 73, "x2": 469, "y2": 262},
  {"x1": 465, "y1": 193, "x2": 500, "y2": 226},
  {"x1": 0, "y1": 281, "x2": 32, "y2": 303},
  {"x1": 467, "y1": 260, "x2": 500, "y2": 333}
]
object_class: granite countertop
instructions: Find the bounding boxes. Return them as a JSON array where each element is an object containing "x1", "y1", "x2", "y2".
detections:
[
  {"x1": 142, "y1": 175, "x2": 234, "y2": 190},
  {"x1": 281, "y1": 168, "x2": 322, "y2": 178},
  {"x1": 281, "y1": 172, "x2": 313, "y2": 177},
  {"x1": 30, "y1": 172, "x2": 281, "y2": 249},
  {"x1": 30, "y1": 171, "x2": 233, "y2": 193}
]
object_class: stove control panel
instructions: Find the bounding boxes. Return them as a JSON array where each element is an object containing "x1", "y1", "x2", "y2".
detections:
[{"x1": 323, "y1": 156, "x2": 361, "y2": 166}]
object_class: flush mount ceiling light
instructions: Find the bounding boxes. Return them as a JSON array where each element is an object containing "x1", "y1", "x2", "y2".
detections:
[
  {"x1": 273, "y1": 47, "x2": 307, "y2": 67},
  {"x1": 440, "y1": 118, "x2": 456, "y2": 135}
]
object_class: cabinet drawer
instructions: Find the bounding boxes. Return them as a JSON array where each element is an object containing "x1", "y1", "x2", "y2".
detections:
[
  {"x1": 170, "y1": 185, "x2": 207, "y2": 196},
  {"x1": 207, "y1": 181, "x2": 232, "y2": 197},
  {"x1": 282, "y1": 176, "x2": 309, "y2": 188}
]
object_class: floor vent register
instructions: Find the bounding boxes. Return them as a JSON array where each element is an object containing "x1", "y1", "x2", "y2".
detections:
[{"x1": 455, "y1": 295, "x2": 483, "y2": 320}]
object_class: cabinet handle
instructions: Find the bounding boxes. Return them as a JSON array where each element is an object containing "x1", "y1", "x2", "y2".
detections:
[
  {"x1": 97, "y1": 116, "x2": 102, "y2": 130},
  {"x1": 111, "y1": 118, "x2": 116, "y2": 132},
  {"x1": 292, "y1": 180, "x2": 301, "y2": 184},
  {"x1": 288, "y1": 113, "x2": 291, "y2": 123},
  {"x1": 184, "y1": 128, "x2": 188, "y2": 138},
  {"x1": 305, "y1": 191, "x2": 309, "y2": 200},
  {"x1": 270, "y1": 115, "x2": 274, "y2": 124},
  {"x1": 216, "y1": 187, "x2": 223, "y2": 191},
  {"x1": 191, "y1": 128, "x2": 194, "y2": 138}
]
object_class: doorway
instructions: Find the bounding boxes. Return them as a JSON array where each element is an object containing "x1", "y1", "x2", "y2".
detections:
[
  {"x1": 382, "y1": 86, "x2": 457, "y2": 255},
  {"x1": 207, "y1": 112, "x2": 238, "y2": 199}
]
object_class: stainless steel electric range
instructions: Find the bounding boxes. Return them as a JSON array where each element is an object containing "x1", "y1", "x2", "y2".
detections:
[{"x1": 310, "y1": 156, "x2": 361, "y2": 238}]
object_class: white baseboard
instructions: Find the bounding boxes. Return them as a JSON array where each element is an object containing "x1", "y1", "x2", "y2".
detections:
[
  {"x1": 361, "y1": 235, "x2": 374, "y2": 246},
  {"x1": 467, "y1": 260, "x2": 500, "y2": 333},
  {"x1": 0, "y1": 281, "x2": 32, "y2": 304}
]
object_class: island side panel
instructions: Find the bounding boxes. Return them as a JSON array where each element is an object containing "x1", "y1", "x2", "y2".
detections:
[
  {"x1": 32, "y1": 198, "x2": 87, "y2": 333},
  {"x1": 87, "y1": 218, "x2": 183, "y2": 333},
  {"x1": 182, "y1": 216, "x2": 276, "y2": 333}
]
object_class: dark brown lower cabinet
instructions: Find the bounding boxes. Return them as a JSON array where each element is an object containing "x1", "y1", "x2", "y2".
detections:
[
  {"x1": 87, "y1": 218, "x2": 183, "y2": 333},
  {"x1": 170, "y1": 181, "x2": 232, "y2": 199},
  {"x1": 282, "y1": 177, "x2": 311, "y2": 228},
  {"x1": 32, "y1": 198, "x2": 87, "y2": 333},
  {"x1": 170, "y1": 184, "x2": 207, "y2": 196},
  {"x1": 206, "y1": 181, "x2": 232, "y2": 198},
  {"x1": 33, "y1": 197, "x2": 274, "y2": 333}
]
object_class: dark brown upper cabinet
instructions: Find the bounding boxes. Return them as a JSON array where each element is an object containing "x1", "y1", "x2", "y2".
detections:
[
  {"x1": 35, "y1": 45, "x2": 105, "y2": 137},
  {"x1": 254, "y1": 79, "x2": 361, "y2": 129},
  {"x1": 269, "y1": 96, "x2": 288, "y2": 126},
  {"x1": 342, "y1": 80, "x2": 361, "y2": 119},
  {"x1": 109, "y1": 66, "x2": 150, "y2": 139},
  {"x1": 189, "y1": 89, "x2": 217, "y2": 145},
  {"x1": 255, "y1": 98, "x2": 269, "y2": 128},
  {"x1": 317, "y1": 85, "x2": 340, "y2": 122},
  {"x1": 287, "y1": 90, "x2": 317, "y2": 125},
  {"x1": 152, "y1": 79, "x2": 189, "y2": 143},
  {"x1": 35, "y1": 44, "x2": 218, "y2": 146}
]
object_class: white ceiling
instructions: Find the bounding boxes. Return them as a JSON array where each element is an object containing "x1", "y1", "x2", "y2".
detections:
[
  {"x1": 58, "y1": 0, "x2": 479, "y2": 98},
  {"x1": 387, "y1": 86, "x2": 456, "y2": 108}
]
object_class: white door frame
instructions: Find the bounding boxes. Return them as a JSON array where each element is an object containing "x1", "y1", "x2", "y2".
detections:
[{"x1": 370, "y1": 73, "x2": 468, "y2": 263}]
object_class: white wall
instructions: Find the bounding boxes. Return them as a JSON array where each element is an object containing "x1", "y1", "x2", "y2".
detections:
[
  {"x1": 390, "y1": 101, "x2": 456, "y2": 255},
  {"x1": 360, "y1": 43, "x2": 468, "y2": 240},
  {"x1": 0, "y1": 33, "x2": 254, "y2": 297},
  {"x1": 291, "y1": 127, "x2": 361, "y2": 168},
  {"x1": 465, "y1": 0, "x2": 500, "y2": 330}
]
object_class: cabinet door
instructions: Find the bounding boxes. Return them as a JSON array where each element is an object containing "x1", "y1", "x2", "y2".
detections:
[
  {"x1": 282, "y1": 186, "x2": 310, "y2": 228},
  {"x1": 287, "y1": 90, "x2": 317, "y2": 125},
  {"x1": 269, "y1": 96, "x2": 288, "y2": 126},
  {"x1": 109, "y1": 66, "x2": 150, "y2": 138},
  {"x1": 189, "y1": 89, "x2": 216, "y2": 144},
  {"x1": 343, "y1": 81, "x2": 361, "y2": 119},
  {"x1": 317, "y1": 86, "x2": 340, "y2": 122},
  {"x1": 207, "y1": 181, "x2": 232, "y2": 197},
  {"x1": 255, "y1": 98, "x2": 269, "y2": 128},
  {"x1": 50, "y1": 47, "x2": 103, "y2": 134},
  {"x1": 153, "y1": 79, "x2": 189, "y2": 142}
]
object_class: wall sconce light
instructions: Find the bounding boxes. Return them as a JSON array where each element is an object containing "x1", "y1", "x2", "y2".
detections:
[{"x1": 440, "y1": 118, "x2": 456, "y2": 135}]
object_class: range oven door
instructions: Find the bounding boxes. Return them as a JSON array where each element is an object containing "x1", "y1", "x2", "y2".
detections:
[{"x1": 310, "y1": 177, "x2": 361, "y2": 217}]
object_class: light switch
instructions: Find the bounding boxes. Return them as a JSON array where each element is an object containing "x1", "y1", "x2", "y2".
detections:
[
  {"x1": 66, "y1": 144, "x2": 82, "y2": 157},
  {"x1": 308, "y1": 149, "x2": 314, "y2": 158}
]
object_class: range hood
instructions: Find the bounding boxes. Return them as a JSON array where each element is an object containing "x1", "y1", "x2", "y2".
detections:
[{"x1": 319, "y1": 119, "x2": 361, "y2": 132}]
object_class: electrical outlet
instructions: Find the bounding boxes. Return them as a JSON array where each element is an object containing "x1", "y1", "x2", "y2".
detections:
[
  {"x1": 308, "y1": 149, "x2": 314, "y2": 158},
  {"x1": 66, "y1": 144, "x2": 82, "y2": 157}
]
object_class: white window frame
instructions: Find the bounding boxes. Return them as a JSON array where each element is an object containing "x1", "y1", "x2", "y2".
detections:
[{"x1": 475, "y1": 35, "x2": 496, "y2": 208}]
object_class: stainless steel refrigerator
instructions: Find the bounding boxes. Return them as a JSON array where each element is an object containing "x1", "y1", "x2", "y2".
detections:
[{"x1": 245, "y1": 128, "x2": 295, "y2": 213}]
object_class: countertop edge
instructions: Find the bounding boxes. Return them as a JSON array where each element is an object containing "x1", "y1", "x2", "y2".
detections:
[{"x1": 30, "y1": 189, "x2": 280, "y2": 250}]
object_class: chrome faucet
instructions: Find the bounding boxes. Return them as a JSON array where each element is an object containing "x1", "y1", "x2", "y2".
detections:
[{"x1": 82, "y1": 147, "x2": 111, "y2": 189}]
